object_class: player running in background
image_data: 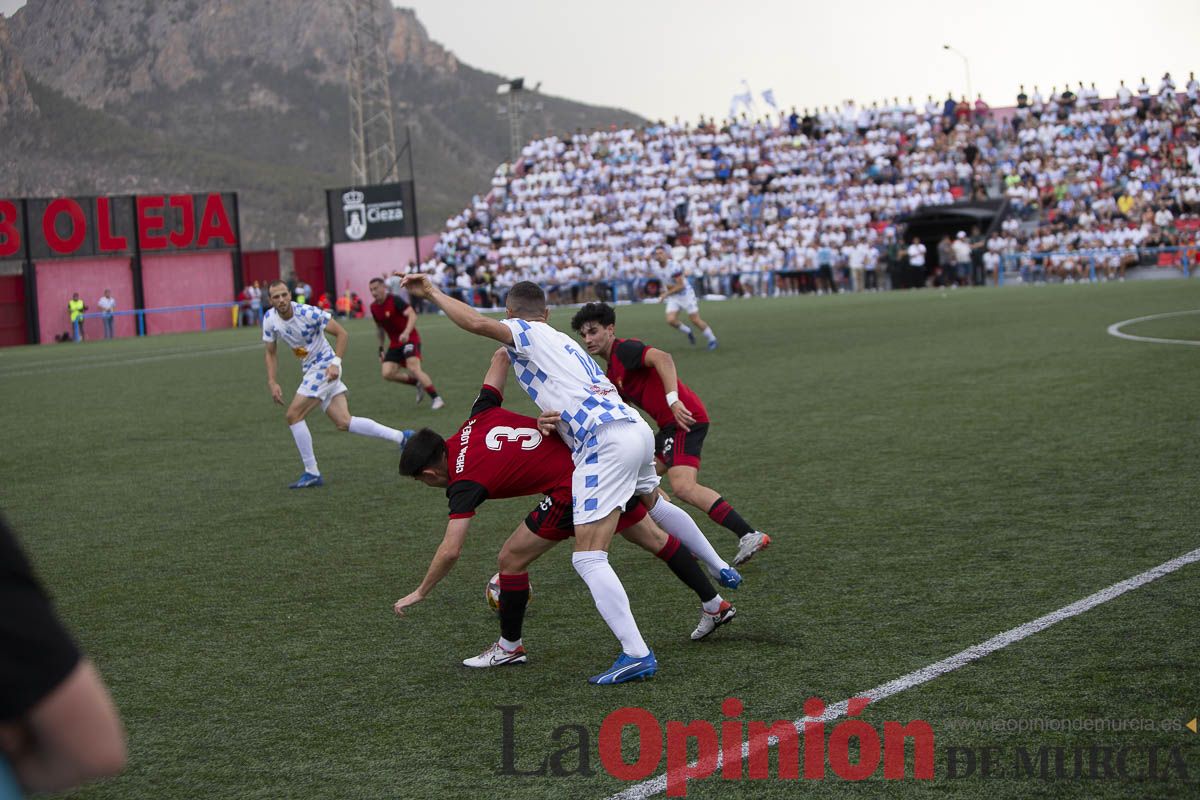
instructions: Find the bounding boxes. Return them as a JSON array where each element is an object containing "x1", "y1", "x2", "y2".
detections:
[
  {"x1": 262, "y1": 280, "x2": 413, "y2": 489},
  {"x1": 571, "y1": 302, "x2": 770, "y2": 566},
  {"x1": 653, "y1": 245, "x2": 717, "y2": 350},
  {"x1": 401, "y1": 275, "x2": 716, "y2": 684},
  {"x1": 368, "y1": 276, "x2": 444, "y2": 410},
  {"x1": 392, "y1": 350, "x2": 737, "y2": 668}
]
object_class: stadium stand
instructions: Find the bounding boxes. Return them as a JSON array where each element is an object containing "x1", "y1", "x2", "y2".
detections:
[{"x1": 422, "y1": 72, "x2": 1199, "y2": 302}]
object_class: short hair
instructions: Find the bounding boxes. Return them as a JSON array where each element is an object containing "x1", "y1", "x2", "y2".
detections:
[
  {"x1": 267, "y1": 279, "x2": 288, "y2": 292},
  {"x1": 506, "y1": 281, "x2": 546, "y2": 317},
  {"x1": 398, "y1": 428, "x2": 447, "y2": 477},
  {"x1": 369, "y1": 277, "x2": 384, "y2": 286},
  {"x1": 571, "y1": 302, "x2": 616, "y2": 332}
]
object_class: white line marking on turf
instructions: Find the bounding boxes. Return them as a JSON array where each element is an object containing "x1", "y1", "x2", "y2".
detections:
[
  {"x1": 1106, "y1": 309, "x2": 1200, "y2": 346},
  {"x1": 0, "y1": 343, "x2": 263, "y2": 378},
  {"x1": 605, "y1": 545, "x2": 1200, "y2": 800}
]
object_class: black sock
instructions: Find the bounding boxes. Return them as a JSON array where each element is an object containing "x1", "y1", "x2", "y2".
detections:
[
  {"x1": 657, "y1": 535, "x2": 716, "y2": 602},
  {"x1": 708, "y1": 497, "x2": 755, "y2": 539},
  {"x1": 424, "y1": 385, "x2": 440, "y2": 399},
  {"x1": 498, "y1": 573, "x2": 530, "y2": 642}
]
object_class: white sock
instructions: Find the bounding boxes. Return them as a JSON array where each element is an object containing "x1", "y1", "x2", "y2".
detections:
[
  {"x1": 703, "y1": 326, "x2": 717, "y2": 342},
  {"x1": 289, "y1": 421, "x2": 319, "y2": 475},
  {"x1": 677, "y1": 323, "x2": 693, "y2": 336},
  {"x1": 499, "y1": 637, "x2": 522, "y2": 651},
  {"x1": 649, "y1": 496, "x2": 728, "y2": 574},
  {"x1": 571, "y1": 551, "x2": 650, "y2": 658},
  {"x1": 702, "y1": 595, "x2": 724, "y2": 614},
  {"x1": 348, "y1": 416, "x2": 405, "y2": 445}
]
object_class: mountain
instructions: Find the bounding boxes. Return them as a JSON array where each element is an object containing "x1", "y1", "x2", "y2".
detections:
[{"x1": 0, "y1": 0, "x2": 644, "y2": 249}]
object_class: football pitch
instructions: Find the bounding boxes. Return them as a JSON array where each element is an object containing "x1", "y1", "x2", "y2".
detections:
[{"x1": 2, "y1": 281, "x2": 1198, "y2": 799}]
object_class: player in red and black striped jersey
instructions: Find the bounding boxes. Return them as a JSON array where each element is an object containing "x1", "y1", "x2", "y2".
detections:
[
  {"x1": 368, "y1": 277, "x2": 444, "y2": 409},
  {"x1": 571, "y1": 302, "x2": 770, "y2": 567},
  {"x1": 391, "y1": 349, "x2": 737, "y2": 670}
]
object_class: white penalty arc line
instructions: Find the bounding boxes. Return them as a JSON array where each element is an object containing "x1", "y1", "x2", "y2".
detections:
[
  {"x1": 605, "y1": 545, "x2": 1200, "y2": 800},
  {"x1": 1106, "y1": 309, "x2": 1200, "y2": 346},
  {"x1": 0, "y1": 343, "x2": 263, "y2": 378}
]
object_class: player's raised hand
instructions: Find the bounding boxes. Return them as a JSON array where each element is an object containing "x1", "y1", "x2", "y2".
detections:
[
  {"x1": 400, "y1": 273, "x2": 434, "y2": 298},
  {"x1": 536, "y1": 410, "x2": 561, "y2": 436},
  {"x1": 670, "y1": 400, "x2": 695, "y2": 432},
  {"x1": 269, "y1": 381, "x2": 283, "y2": 405},
  {"x1": 393, "y1": 591, "x2": 424, "y2": 617}
]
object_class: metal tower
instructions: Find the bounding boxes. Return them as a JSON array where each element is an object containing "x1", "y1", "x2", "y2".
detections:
[{"x1": 346, "y1": 0, "x2": 399, "y2": 185}]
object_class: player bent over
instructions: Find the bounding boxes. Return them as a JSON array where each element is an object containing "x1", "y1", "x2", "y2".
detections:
[
  {"x1": 368, "y1": 276, "x2": 444, "y2": 409},
  {"x1": 572, "y1": 302, "x2": 770, "y2": 565},
  {"x1": 392, "y1": 351, "x2": 737, "y2": 668},
  {"x1": 262, "y1": 280, "x2": 413, "y2": 488},
  {"x1": 653, "y1": 245, "x2": 717, "y2": 350},
  {"x1": 401, "y1": 275, "x2": 722, "y2": 684}
]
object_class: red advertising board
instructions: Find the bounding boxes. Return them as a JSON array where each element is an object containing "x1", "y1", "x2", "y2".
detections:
[{"x1": 0, "y1": 192, "x2": 238, "y2": 260}]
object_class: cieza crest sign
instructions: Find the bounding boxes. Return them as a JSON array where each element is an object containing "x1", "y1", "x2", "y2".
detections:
[{"x1": 326, "y1": 182, "x2": 416, "y2": 244}]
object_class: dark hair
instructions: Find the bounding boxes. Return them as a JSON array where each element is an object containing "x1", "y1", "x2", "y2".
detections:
[
  {"x1": 267, "y1": 279, "x2": 288, "y2": 291},
  {"x1": 506, "y1": 281, "x2": 546, "y2": 317},
  {"x1": 369, "y1": 277, "x2": 384, "y2": 286},
  {"x1": 398, "y1": 428, "x2": 448, "y2": 477},
  {"x1": 571, "y1": 302, "x2": 616, "y2": 332}
]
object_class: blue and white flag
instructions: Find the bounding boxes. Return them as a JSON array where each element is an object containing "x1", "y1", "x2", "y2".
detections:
[{"x1": 761, "y1": 89, "x2": 777, "y2": 109}]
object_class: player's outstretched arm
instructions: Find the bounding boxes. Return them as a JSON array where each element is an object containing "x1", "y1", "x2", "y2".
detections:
[
  {"x1": 482, "y1": 347, "x2": 511, "y2": 394},
  {"x1": 400, "y1": 273, "x2": 513, "y2": 345},
  {"x1": 643, "y1": 347, "x2": 695, "y2": 431},
  {"x1": 393, "y1": 517, "x2": 471, "y2": 617},
  {"x1": 264, "y1": 341, "x2": 284, "y2": 405}
]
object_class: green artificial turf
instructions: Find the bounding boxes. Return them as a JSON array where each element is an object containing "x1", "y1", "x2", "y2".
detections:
[{"x1": 1, "y1": 281, "x2": 1197, "y2": 799}]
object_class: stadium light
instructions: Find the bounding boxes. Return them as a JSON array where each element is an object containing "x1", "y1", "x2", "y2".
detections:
[{"x1": 942, "y1": 44, "x2": 973, "y2": 102}]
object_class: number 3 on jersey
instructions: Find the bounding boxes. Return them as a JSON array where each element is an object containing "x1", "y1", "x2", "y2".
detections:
[{"x1": 485, "y1": 426, "x2": 541, "y2": 451}]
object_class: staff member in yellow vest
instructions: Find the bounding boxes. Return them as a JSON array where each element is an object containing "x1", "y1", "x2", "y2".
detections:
[{"x1": 67, "y1": 294, "x2": 87, "y2": 342}]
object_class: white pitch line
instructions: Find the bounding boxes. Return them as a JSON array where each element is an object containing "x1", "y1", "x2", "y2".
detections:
[
  {"x1": 1106, "y1": 309, "x2": 1200, "y2": 346},
  {"x1": 0, "y1": 343, "x2": 263, "y2": 378},
  {"x1": 605, "y1": 545, "x2": 1200, "y2": 800}
]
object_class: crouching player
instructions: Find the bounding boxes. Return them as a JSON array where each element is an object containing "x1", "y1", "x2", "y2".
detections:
[{"x1": 392, "y1": 350, "x2": 737, "y2": 670}]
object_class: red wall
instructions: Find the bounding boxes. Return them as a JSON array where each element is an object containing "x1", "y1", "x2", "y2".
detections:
[
  {"x1": 291, "y1": 248, "x2": 326, "y2": 301},
  {"x1": 35, "y1": 257, "x2": 135, "y2": 343},
  {"x1": 331, "y1": 234, "x2": 439, "y2": 300},
  {"x1": 0, "y1": 274, "x2": 27, "y2": 346},
  {"x1": 141, "y1": 252, "x2": 235, "y2": 335},
  {"x1": 241, "y1": 250, "x2": 280, "y2": 288}
]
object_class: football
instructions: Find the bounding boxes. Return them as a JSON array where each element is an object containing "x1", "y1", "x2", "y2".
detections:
[{"x1": 486, "y1": 572, "x2": 531, "y2": 612}]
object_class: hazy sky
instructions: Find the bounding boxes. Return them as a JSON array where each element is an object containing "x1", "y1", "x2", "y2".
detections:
[{"x1": 2, "y1": 0, "x2": 1196, "y2": 121}]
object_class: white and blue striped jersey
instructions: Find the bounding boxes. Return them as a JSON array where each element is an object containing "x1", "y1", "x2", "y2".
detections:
[
  {"x1": 262, "y1": 303, "x2": 337, "y2": 371},
  {"x1": 659, "y1": 260, "x2": 697, "y2": 303},
  {"x1": 501, "y1": 318, "x2": 641, "y2": 452}
]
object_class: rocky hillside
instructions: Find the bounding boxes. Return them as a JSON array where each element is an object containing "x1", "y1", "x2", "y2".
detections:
[{"x1": 0, "y1": 0, "x2": 643, "y2": 249}]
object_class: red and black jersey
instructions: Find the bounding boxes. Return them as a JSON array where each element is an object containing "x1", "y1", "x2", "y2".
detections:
[
  {"x1": 605, "y1": 338, "x2": 708, "y2": 428},
  {"x1": 369, "y1": 294, "x2": 421, "y2": 349},
  {"x1": 444, "y1": 385, "x2": 574, "y2": 519}
]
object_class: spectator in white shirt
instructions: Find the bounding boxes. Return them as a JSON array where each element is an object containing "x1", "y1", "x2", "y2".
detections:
[{"x1": 97, "y1": 290, "x2": 116, "y2": 339}]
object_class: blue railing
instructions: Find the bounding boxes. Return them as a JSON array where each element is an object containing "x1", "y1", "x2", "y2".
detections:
[
  {"x1": 73, "y1": 302, "x2": 240, "y2": 340},
  {"x1": 999, "y1": 245, "x2": 1194, "y2": 285}
]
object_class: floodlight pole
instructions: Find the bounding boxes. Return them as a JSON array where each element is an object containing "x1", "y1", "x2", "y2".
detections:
[{"x1": 943, "y1": 44, "x2": 973, "y2": 102}]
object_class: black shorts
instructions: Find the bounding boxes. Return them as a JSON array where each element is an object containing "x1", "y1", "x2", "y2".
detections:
[
  {"x1": 384, "y1": 342, "x2": 421, "y2": 363},
  {"x1": 654, "y1": 422, "x2": 709, "y2": 469},
  {"x1": 524, "y1": 488, "x2": 648, "y2": 541}
]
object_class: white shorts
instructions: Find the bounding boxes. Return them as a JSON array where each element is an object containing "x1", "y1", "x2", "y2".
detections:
[
  {"x1": 572, "y1": 419, "x2": 659, "y2": 525},
  {"x1": 297, "y1": 364, "x2": 348, "y2": 411},
  {"x1": 665, "y1": 292, "x2": 699, "y2": 315}
]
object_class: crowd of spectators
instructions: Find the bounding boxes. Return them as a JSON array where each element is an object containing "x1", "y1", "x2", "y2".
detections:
[{"x1": 419, "y1": 70, "x2": 1199, "y2": 301}]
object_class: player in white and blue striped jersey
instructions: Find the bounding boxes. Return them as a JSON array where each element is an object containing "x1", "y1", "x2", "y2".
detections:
[
  {"x1": 262, "y1": 280, "x2": 412, "y2": 489},
  {"x1": 401, "y1": 275, "x2": 666, "y2": 684}
]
